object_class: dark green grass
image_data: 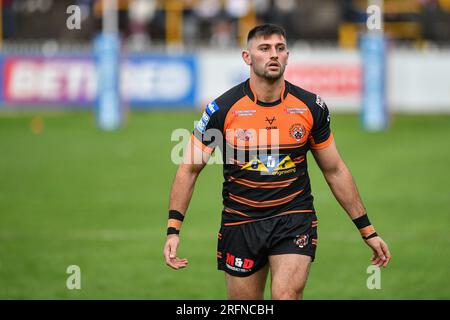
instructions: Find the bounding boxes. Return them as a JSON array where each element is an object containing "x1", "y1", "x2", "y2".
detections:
[{"x1": 0, "y1": 111, "x2": 449, "y2": 299}]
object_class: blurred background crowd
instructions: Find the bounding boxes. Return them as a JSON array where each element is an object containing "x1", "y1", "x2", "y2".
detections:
[{"x1": 2, "y1": 0, "x2": 450, "y2": 52}]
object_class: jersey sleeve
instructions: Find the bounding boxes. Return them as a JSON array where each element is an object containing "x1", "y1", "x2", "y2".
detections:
[
  {"x1": 192, "y1": 100, "x2": 223, "y2": 154},
  {"x1": 309, "y1": 95, "x2": 333, "y2": 150}
]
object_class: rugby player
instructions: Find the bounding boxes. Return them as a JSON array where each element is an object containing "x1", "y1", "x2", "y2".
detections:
[{"x1": 163, "y1": 24, "x2": 391, "y2": 300}]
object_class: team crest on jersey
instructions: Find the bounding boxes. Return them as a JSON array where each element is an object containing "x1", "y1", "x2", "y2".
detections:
[
  {"x1": 241, "y1": 154, "x2": 296, "y2": 176},
  {"x1": 294, "y1": 234, "x2": 309, "y2": 248},
  {"x1": 289, "y1": 123, "x2": 306, "y2": 142}
]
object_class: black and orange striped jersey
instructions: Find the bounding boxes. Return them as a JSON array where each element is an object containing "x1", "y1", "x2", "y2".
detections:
[{"x1": 192, "y1": 79, "x2": 333, "y2": 226}]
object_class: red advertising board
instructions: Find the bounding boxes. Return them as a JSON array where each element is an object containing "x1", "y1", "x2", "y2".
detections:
[{"x1": 285, "y1": 63, "x2": 361, "y2": 98}]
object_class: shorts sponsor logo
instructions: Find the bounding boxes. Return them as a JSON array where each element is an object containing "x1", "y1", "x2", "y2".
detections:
[
  {"x1": 289, "y1": 123, "x2": 306, "y2": 142},
  {"x1": 225, "y1": 253, "x2": 254, "y2": 273},
  {"x1": 294, "y1": 234, "x2": 309, "y2": 248}
]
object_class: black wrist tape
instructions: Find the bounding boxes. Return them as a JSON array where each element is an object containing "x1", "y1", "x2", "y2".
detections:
[
  {"x1": 167, "y1": 227, "x2": 180, "y2": 235},
  {"x1": 353, "y1": 214, "x2": 378, "y2": 240},
  {"x1": 352, "y1": 214, "x2": 371, "y2": 229},
  {"x1": 169, "y1": 210, "x2": 184, "y2": 221}
]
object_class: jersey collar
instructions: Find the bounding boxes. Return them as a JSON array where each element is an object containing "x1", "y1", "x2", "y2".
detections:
[{"x1": 244, "y1": 79, "x2": 289, "y2": 107}]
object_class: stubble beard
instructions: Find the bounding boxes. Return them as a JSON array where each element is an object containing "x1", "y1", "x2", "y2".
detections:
[{"x1": 254, "y1": 64, "x2": 286, "y2": 81}]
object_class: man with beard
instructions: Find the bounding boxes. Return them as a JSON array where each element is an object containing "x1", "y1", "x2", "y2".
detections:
[{"x1": 163, "y1": 24, "x2": 391, "y2": 300}]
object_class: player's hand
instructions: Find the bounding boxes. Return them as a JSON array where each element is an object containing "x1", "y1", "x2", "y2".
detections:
[
  {"x1": 365, "y1": 236, "x2": 391, "y2": 268},
  {"x1": 163, "y1": 234, "x2": 189, "y2": 270}
]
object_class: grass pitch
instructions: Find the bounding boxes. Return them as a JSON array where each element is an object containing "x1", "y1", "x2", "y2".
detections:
[{"x1": 0, "y1": 111, "x2": 449, "y2": 299}]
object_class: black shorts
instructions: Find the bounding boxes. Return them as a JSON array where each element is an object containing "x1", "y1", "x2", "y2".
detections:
[{"x1": 217, "y1": 212, "x2": 318, "y2": 277}]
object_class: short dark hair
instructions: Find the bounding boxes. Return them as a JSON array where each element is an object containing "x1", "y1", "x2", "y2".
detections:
[{"x1": 247, "y1": 24, "x2": 287, "y2": 43}]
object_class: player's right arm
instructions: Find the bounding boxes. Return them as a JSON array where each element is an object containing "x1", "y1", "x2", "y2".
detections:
[
  {"x1": 163, "y1": 139, "x2": 211, "y2": 270},
  {"x1": 163, "y1": 100, "x2": 223, "y2": 270}
]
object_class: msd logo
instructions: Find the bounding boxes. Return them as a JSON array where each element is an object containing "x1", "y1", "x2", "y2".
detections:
[{"x1": 225, "y1": 253, "x2": 254, "y2": 273}]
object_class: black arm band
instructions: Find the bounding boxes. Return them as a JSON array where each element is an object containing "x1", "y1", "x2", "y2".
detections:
[
  {"x1": 352, "y1": 214, "x2": 371, "y2": 229},
  {"x1": 167, "y1": 227, "x2": 180, "y2": 235},
  {"x1": 353, "y1": 214, "x2": 378, "y2": 240},
  {"x1": 169, "y1": 210, "x2": 185, "y2": 221}
]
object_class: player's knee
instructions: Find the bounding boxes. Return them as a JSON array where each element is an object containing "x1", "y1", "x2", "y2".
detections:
[
  {"x1": 272, "y1": 285, "x2": 305, "y2": 300},
  {"x1": 227, "y1": 280, "x2": 265, "y2": 300},
  {"x1": 228, "y1": 287, "x2": 264, "y2": 300},
  {"x1": 272, "y1": 289, "x2": 302, "y2": 300}
]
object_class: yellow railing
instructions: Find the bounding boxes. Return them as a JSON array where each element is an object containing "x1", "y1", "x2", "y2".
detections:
[
  {"x1": 159, "y1": 0, "x2": 256, "y2": 47},
  {"x1": 339, "y1": 22, "x2": 423, "y2": 48},
  {"x1": 339, "y1": 0, "x2": 427, "y2": 48}
]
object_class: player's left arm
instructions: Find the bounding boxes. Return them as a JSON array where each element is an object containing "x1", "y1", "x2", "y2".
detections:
[{"x1": 311, "y1": 141, "x2": 391, "y2": 268}]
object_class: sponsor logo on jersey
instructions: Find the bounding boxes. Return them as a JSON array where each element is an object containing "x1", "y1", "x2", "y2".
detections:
[
  {"x1": 316, "y1": 95, "x2": 325, "y2": 109},
  {"x1": 206, "y1": 101, "x2": 219, "y2": 116},
  {"x1": 235, "y1": 128, "x2": 253, "y2": 142},
  {"x1": 196, "y1": 101, "x2": 218, "y2": 133},
  {"x1": 265, "y1": 116, "x2": 276, "y2": 125},
  {"x1": 233, "y1": 109, "x2": 256, "y2": 117},
  {"x1": 265, "y1": 116, "x2": 277, "y2": 130},
  {"x1": 241, "y1": 154, "x2": 296, "y2": 175},
  {"x1": 294, "y1": 234, "x2": 309, "y2": 248},
  {"x1": 201, "y1": 112, "x2": 210, "y2": 124},
  {"x1": 289, "y1": 123, "x2": 306, "y2": 142},
  {"x1": 285, "y1": 107, "x2": 307, "y2": 114},
  {"x1": 196, "y1": 119, "x2": 207, "y2": 133}
]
